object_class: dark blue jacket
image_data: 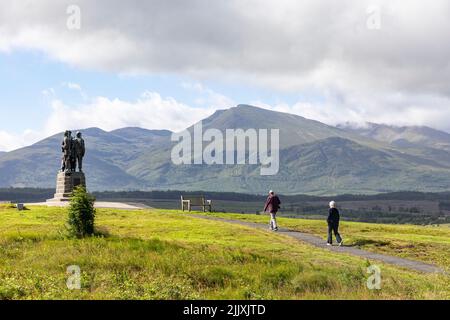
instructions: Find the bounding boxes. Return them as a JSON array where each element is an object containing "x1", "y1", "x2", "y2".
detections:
[{"x1": 327, "y1": 208, "x2": 340, "y2": 224}]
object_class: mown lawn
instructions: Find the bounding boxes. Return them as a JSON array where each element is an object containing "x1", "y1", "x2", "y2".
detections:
[
  {"x1": 183, "y1": 210, "x2": 450, "y2": 271},
  {"x1": 0, "y1": 204, "x2": 449, "y2": 300}
]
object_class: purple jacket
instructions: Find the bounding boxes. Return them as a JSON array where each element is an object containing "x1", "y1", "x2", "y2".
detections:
[{"x1": 264, "y1": 195, "x2": 281, "y2": 213}]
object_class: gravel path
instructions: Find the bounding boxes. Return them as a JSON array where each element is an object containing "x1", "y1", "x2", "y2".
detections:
[{"x1": 192, "y1": 215, "x2": 445, "y2": 274}]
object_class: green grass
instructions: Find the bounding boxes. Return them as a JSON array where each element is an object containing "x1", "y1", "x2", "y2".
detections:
[
  {"x1": 0, "y1": 204, "x2": 449, "y2": 300},
  {"x1": 183, "y1": 211, "x2": 450, "y2": 271}
]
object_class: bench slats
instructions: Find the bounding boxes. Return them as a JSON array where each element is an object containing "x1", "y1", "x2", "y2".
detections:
[{"x1": 181, "y1": 195, "x2": 212, "y2": 212}]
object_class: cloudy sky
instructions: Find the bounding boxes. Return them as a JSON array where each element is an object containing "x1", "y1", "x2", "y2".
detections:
[{"x1": 1, "y1": 0, "x2": 450, "y2": 151}]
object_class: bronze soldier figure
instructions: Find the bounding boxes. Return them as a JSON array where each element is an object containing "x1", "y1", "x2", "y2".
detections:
[
  {"x1": 70, "y1": 132, "x2": 77, "y2": 172},
  {"x1": 61, "y1": 131, "x2": 72, "y2": 172},
  {"x1": 60, "y1": 130, "x2": 85, "y2": 173},
  {"x1": 74, "y1": 131, "x2": 85, "y2": 172},
  {"x1": 61, "y1": 131, "x2": 67, "y2": 171}
]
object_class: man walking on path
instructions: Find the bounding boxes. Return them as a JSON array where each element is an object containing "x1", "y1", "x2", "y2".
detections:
[
  {"x1": 264, "y1": 190, "x2": 281, "y2": 231},
  {"x1": 327, "y1": 201, "x2": 343, "y2": 246}
]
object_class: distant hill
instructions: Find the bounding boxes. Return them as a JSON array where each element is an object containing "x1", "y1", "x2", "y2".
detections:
[
  {"x1": 339, "y1": 122, "x2": 450, "y2": 151},
  {"x1": 1, "y1": 105, "x2": 450, "y2": 195},
  {"x1": 199, "y1": 105, "x2": 377, "y2": 149},
  {"x1": 0, "y1": 127, "x2": 171, "y2": 190}
]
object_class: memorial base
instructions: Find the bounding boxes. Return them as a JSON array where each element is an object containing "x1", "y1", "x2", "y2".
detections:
[{"x1": 47, "y1": 171, "x2": 86, "y2": 203}]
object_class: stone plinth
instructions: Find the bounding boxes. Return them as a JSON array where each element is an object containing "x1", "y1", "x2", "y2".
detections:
[{"x1": 47, "y1": 171, "x2": 86, "y2": 203}]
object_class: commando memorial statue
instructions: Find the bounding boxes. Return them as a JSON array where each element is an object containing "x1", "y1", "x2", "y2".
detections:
[
  {"x1": 47, "y1": 130, "x2": 87, "y2": 203},
  {"x1": 61, "y1": 130, "x2": 85, "y2": 173}
]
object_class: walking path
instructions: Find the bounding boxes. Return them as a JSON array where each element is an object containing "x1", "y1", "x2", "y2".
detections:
[{"x1": 192, "y1": 214, "x2": 445, "y2": 274}]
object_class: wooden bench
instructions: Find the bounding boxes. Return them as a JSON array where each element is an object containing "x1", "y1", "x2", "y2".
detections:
[{"x1": 181, "y1": 195, "x2": 212, "y2": 212}]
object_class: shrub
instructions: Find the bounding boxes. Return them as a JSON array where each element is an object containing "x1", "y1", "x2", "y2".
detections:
[{"x1": 67, "y1": 186, "x2": 96, "y2": 238}]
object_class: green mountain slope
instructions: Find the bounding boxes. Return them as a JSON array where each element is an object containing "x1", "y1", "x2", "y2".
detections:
[
  {"x1": 126, "y1": 136, "x2": 450, "y2": 195},
  {"x1": 340, "y1": 122, "x2": 450, "y2": 151},
  {"x1": 0, "y1": 128, "x2": 170, "y2": 190},
  {"x1": 1, "y1": 105, "x2": 450, "y2": 194},
  {"x1": 199, "y1": 105, "x2": 379, "y2": 149}
]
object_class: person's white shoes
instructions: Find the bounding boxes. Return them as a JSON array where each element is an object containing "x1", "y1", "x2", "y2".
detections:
[
  {"x1": 338, "y1": 240, "x2": 344, "y2": 246},
  {"x1": 326, "y1": 243, "x2": 331, "y2": 246}
]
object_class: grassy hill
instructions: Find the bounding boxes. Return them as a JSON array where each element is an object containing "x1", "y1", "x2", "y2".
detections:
[
  {"x1": 193, "y1": 211, "x2": 450, "y2": 270},
  {"x1": 0, "y1": 204, "x2": 448, "y2": 300}
]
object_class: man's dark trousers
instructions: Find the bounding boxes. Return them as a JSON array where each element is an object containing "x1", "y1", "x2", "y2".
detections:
[{"x1": 327, "y1": 221, "x2": 342, "y2": 244}]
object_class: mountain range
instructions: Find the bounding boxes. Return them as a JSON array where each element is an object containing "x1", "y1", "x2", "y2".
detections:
[{"x1": 1, "y1": 104, "x2": 450, "y2": 195}]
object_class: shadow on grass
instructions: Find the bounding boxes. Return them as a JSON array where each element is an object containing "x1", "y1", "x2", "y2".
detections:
[
  {"x1": 350, "y1": 239, "x2": 391, "y2": 247},
  {"x1": 94, "y1": 225, "x2": 111, "y2": 238}
]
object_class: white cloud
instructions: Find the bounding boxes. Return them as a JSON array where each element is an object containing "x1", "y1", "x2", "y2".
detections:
[
  {"x1": 1, "y1": 0, "x2": 449, "y2": 94},
  {"x1": 41, "y1": 88, "x2": 55, "y2": 97},
  {"x1": 44, "y1": 92, "x2": 217, "y2": 134},
  {"x1": 63, "y1": 82, "x2": 81, "y2": 91},
  {"x1": 0, "y1": 129, "x2": 42, "y2": 152},
  {"x1": 0, "y1": 131, "x2": 23, "y2": 152},
  {"x1": 0, "y1": 91, "x2": 219, "y2": 151},
  {"x1": 182, "y1": 81, "x2": 235, "y2": 109},
  {"x1": 2, "y1": 79, "x2": 236, "y2": 151},
  {"x1": 61, "y1": 81, "x2": 87, "y2": 99},
  {"x1": 253, "y1": 93, "x2": 450, "y2": 133},
  {"x1": 1, "y1": 0, "x2": 450, "y2": 146}
]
